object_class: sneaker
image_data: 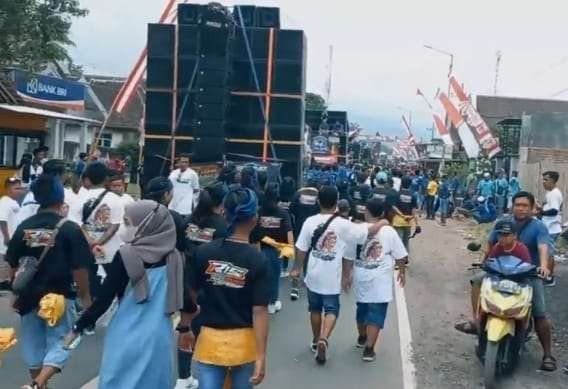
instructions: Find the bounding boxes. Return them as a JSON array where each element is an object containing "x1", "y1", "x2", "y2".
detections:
[
  {"x1": 290, "y1": 288, "x2": 300, "y2": 301},
  {"x1": 315, "y1": 339, "x2": 328, "y2": 365},
  {"x1": 175, "y1": 376, "x2": 199, "y2": 389},
  {"x1": 362, "y1": 347, "x2": 376, "y2": 362},
  {"x1": 268, "y1": 304, "x2": 277, "y2": 314},
  {"x1": 280, "y1": 270, "x2": 290, "y2": 278},
  {"x1": 544, "y1": 276, "x2": 556, "y2": 287},
  {"x1": 356, "y1": 335, "x2": 367, "y2": 349},
  {"x1": 84, "y1": 325, "x2": 96, "y2": 336},
  {"x1": 274, "y1": 300, "x2": 282, "y2": 312}
]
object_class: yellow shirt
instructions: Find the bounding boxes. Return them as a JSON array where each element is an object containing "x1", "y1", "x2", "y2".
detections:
[{"x1": 427, "y1": 180, "x2": 439, "y2": 196}]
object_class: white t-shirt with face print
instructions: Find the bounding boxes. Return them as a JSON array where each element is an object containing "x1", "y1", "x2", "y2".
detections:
[{"x1": 296, "y1": 214, "x2": 367, "y2": 295}]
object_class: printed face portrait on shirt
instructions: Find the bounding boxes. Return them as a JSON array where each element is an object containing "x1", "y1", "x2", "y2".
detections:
[{"x1": 313, "y1": 230, "x2": 338, "y2": 261}]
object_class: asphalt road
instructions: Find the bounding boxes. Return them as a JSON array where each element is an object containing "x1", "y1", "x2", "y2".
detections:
[{"x1": 0, "y1": 282, "x2": 406, "y2": 389}]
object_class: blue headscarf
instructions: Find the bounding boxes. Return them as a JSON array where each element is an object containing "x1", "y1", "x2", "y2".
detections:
[{"x1": 224, "y1": 188, "x2": 258, "y2": 234}]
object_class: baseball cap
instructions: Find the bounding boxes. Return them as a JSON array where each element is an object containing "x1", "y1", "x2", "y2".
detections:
[{"x1": 495, "y1": 220, "x2": 516, "y2": 234}]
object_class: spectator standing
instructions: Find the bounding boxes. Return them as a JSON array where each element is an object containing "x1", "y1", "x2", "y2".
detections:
[
  {"x1": 0, "y1": 178, "x2": 24, "y2": 289},
  {"x1": 168, "y1": 155, "x2": 200, "y2": 218},
  {"x1": 425, "y1": 174, "x2": 439, "y2": 220}
]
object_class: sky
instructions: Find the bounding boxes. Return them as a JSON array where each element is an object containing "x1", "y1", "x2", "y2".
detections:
[{"x1": 70, "y1": 0, "x2": 568, "y2": 139}]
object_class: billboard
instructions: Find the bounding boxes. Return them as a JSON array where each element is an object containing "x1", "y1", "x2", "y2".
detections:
[{"x1": 14, "y1": 70, "x2": 86, "y2": 111}]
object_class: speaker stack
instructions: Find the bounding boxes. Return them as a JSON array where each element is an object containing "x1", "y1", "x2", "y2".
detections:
[
  {"x1": 143, "y1": 3, "x2": 306, "y2": 183},
  {"x1": 228, "y1": 5, "x2": 306, "y2": 180}
]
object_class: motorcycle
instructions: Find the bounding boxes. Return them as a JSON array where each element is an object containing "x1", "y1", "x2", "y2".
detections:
[{"x1": 468, "y1": 244, "x2": 536, "y2": 389}]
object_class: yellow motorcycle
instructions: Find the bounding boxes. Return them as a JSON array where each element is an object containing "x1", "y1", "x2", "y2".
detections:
[{"x1": 475, "y1": 255, "x2": 536, "y2": 389}]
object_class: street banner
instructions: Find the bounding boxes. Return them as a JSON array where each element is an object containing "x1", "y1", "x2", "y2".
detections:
[
  {"x1": 449, "y1": 76, "x2": 501, "y2": 158},
  {"x1": 438, "y1": 92, "x2": 480, "y2": 158}
]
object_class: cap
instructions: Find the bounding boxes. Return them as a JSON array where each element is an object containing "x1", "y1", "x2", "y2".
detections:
[
  {"x1": 477, "y1": 196, "x2": 485, "y2": 203},
  {"x1": 484, "y1": 172, "x2": 491, "y2": 178},
  {"x1": 495, "y1": 219, "x2": 516, "y2": 234}
]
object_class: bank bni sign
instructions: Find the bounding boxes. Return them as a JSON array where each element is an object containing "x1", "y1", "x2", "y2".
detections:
[{"x1": 14, "y1": 70, "x2": 86, "y2": 110}]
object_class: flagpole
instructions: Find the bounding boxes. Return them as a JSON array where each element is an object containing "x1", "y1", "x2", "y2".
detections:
[{"x1": 88, "y1": 0, "x2": 179, "y2": 161}]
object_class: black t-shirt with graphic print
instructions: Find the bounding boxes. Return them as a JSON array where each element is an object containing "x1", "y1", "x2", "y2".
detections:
[
  {"x1": 252, "y1": 206, "x2": 293, "y2": 245},
  {"x1": 189, "y1": 239, "x2": 270, "y2": 329},
  {"x1": 6, "y1": 211, "x2": 94, "y2": 315}
]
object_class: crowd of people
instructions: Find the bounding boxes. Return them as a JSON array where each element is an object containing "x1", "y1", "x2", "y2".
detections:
[{"x1": 0, "y1": 151, "x2": 565, "y2": 388}]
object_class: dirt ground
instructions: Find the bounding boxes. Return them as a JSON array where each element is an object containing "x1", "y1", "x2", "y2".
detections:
[{"x1": 407, "y1": 218, "x2": 568, "y2": 389}]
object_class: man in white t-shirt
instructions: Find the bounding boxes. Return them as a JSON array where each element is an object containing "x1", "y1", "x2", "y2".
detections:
[
  {"x1": 78, "y1": 163, "x2": 125, "y2": 266},
  {"x1": 292, "y1": 185, "x2": 387, "y2": 365},
  {"x1": 17, "y1": 160, "x2": 82, "y2": 226},
  {"x1": 0, "y1": 177, "x2": 24, "y2": 289},
  {"x1": 344, "y1": 197, "x2": 408, "y2": 362},
  {"x1": 541, "y1": 171, "x2": 563, "y2": 240},
  {"x1": 169, "y1": 155, "x2": 199, "y2": 218}
]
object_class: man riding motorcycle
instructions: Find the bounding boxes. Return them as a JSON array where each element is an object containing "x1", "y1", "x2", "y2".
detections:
[{"x1": 456, "y1": 191, "x2": 557, "y2": 372}]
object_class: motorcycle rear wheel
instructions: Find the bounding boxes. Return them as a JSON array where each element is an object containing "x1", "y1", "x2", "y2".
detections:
[{"x1": 484, "y1": 340, "x2": 499, "y2": 389}]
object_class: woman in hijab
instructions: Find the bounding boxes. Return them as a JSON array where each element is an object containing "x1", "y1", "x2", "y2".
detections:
[
  {"x1": 179, "y1": 188, "x2": 270, "y2": 388},
  {"x1": 65, "y1": 200, "x2": 186, "y2": 389}
]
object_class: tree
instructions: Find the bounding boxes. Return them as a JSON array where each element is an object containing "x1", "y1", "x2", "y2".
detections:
[
  {"x1": 306, "y1": 92, "x2": 327, "y2": 111},
  {"x1": 0, "y1": 0, "x2": 88, "y2": 71}
]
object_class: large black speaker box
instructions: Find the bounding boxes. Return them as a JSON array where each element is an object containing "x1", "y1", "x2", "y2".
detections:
[
  {"x1": 145, "y1": 91, "x2": 173, "y2": 134},
  {"x1": 146, "y1": 57, "x2": 174, "y2": 89},
  {"x1": 148, "y1": 24, "x2": 175, "y2": 58},
  {"x1": 193, "y1": 137, "x2": 225, "y2": 162},
  {"x1": 228, "y1": 124, "x2": 302, "y2": 142},
  {"x1": 233, "y1": 5, "x2": 256, "y2": 27},
  {"x1": 275, "y1": 30, "x2": 304, "y2": 61},
  {"x1": 178, "y1": 25, "x2": 199, "y2": 56},
  {"x1": 229, "y1": 96, "x2": 303, "y2": 127},
  {"x1": 200, "y1": 26, "x2": 233, "y2": 56},
  {"x1": 256, "y1": 7, "x2": 280, "y2": 28},
  {"x1": 178, "y1": 3, "x2": 202, "y2": 25}
]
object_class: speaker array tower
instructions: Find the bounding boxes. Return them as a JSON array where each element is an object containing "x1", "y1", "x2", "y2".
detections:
[{"x1": 144, "y1": 3, "x2": 306, "y2": 182}]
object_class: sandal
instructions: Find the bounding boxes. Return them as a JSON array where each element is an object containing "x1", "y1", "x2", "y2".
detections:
[
  {"x1": 455, "y1": 321, "x2": 478, "y2": 335},
  {"x1": 541, "y1": 355, "x2": 557, "y2": 372},
  {"x1": 315, "y1": 338, "x2": 328, "y2": 365}
]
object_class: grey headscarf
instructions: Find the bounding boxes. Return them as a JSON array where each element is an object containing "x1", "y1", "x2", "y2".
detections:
[{"x1": 119, "y1": 200, "x2": 183, "y2": 314}]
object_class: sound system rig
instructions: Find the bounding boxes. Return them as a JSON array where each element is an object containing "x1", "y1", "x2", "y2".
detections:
[
  {"x1": 306, "y1": 110, "x2": 350, "y2": 163},
  {"x1": 143, "y1": 2, "x2": 306, "y2": 182}
]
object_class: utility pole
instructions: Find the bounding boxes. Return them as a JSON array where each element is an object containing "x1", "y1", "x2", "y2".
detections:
[
  {"x1": 494, "y1": 50, "x2": 502, "y2": 95},
  {"x1": 324, "y1": 45, "x2": 334, "y2": 106}
]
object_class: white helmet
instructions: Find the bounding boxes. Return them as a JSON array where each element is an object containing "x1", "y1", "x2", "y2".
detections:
[{"x1": 477, "y1": 196, "x2": 486, "y2": 203}]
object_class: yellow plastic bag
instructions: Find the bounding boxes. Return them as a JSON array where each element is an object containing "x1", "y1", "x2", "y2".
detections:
[
  {"x1": 38, "y1": 293, "x2": 65, "y2": 327},
  {"x1": 0, "y1": 328, "x2": 17, "y2": 353},
  {"x1": 261, "y1": 236, "x2": 295, "y2": 259}
]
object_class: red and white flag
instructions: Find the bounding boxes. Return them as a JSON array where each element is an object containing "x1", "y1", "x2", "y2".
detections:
[
  {"x1": 433, "y1": 113, "x2": 453, "y2": 146},
  {"x1": 113, "y1": 0, "x2": 182, "y2": 114},
  {"x1": 438, "y1": 92, "x2": 480, "y2": 158},
  {"x1": 449, "y1": 76, "x2": 501, "y2": 158}
]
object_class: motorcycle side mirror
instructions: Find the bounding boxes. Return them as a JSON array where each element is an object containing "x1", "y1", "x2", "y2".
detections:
[{"x1": 467, "y1": 242, "x2": 482, "y2": 252}]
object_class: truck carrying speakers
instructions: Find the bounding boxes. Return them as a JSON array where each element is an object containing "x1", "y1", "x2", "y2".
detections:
[{"x1": 143, "y1": 2, "x2": 306, "y2": 183}]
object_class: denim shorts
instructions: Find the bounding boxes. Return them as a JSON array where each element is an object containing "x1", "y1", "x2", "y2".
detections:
[
  {"x1": 356, "y1": 302, "x2": 389, "y2": 328},
  {"x1": 20, "y1": 298, "x2": 76, "y2": 370},
  {"x1": 470, "y1": 272, "x2": 546, "y2": 319},
  {"x1": 196, "y1": 361, "x2": 254, "y2": 389},
  {"x1": 307, "y1": 290, "x2": 340, "y2": 317}
]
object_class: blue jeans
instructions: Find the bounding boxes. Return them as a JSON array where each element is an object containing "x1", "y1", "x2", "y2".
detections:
[
  {"x1": 307, "y1": 289, "x2": 340, "y2": 317},
  {"x1": 262, "y1": 246, "x2": 280, "y2": 304},
  {"x1": 20, "y1": 299, "x2": 76, "y2": 370},
  {"x1": 196, "y1": 361, "x2": 255, "y2": 389},
  {"x1": 439, "y1": 198, "x2": 449, "y2": 216}
]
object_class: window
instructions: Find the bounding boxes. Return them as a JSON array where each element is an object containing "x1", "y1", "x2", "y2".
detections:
[{"x1": 97, "y1": 133, "x2": 113, "y2": 148}]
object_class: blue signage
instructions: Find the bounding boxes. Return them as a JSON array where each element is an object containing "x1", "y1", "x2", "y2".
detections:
[
  {"x1": 311, "y1": 135, "x2": 330, "y2": 155},
  {"x1": 14, "y1": 70, "x2": 86, "y2": 110}
]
